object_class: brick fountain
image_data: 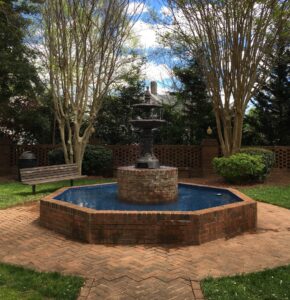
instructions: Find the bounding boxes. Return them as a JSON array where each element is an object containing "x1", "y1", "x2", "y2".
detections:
[
  {"x1": 40, "y1": 82, "x2": 257, "y2": 245},
  {"x1": 117, "y1": 84, "x2": 178, "y2": 204}
]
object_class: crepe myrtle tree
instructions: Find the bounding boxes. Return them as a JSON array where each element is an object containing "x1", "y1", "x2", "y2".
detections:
[
  {"x1": 163, "y1": 0, "x2": 289, "y2": 156},
  {"x1": 41, "y1": 0, "x2": 143, "y2": 172}
]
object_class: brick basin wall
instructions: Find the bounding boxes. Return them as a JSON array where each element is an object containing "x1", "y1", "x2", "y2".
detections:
[
  {"x1": 40, "y1": 183, "x2": 257, "y2": 245},
  {"x1": 117, "y1": 167, "x2": 178, "y2": 204}
]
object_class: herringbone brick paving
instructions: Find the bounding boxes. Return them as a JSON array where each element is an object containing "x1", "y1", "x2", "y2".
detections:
[{"x1": 0, "y1": 201, "x2": 290, "y2": 299}]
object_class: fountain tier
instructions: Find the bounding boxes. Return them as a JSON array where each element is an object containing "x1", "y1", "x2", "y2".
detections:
[
  {"x1": 118, "y1": 166, "x2": 178, "y2": 204},
  {"x1": 117, "y1": 85, "x2": 178, "y2": 204}
]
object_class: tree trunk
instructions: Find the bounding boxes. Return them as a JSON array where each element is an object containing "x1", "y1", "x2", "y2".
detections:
[
  {"x1": 58, "y1": 123, "x2": 70, "y2": 164},
  {"x1": 74, "y1": 141, "x2": 84, "y2": 175}
]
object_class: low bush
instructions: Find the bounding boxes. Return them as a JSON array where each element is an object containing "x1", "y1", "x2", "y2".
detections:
[
  {"x1": 240, "y1": 147, "x2": 275, "y2": 179},
  {"x1": 82, "y1": 145, "x2": 112, "y2": 176},
  {"x1": 48, "y1": 148, "x2": 64, "y2": 165},
  {"x1": 213, "y1": 153, "x2": 265, "y2": 184},
  {"x1": 48, "y1": 145, "x2": 112, "y2": 176}
]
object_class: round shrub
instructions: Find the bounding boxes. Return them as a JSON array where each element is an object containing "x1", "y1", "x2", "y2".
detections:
[
  {"x1": 240, "y1": 147, "x2": 275, "y2": 179},
  {"x1": 213, "y1": 153, "x2": 265, "y2": 184},
  {"x1": 82, "y1": 145, "x2": 112, "y2": 176},
  {"x1": 48, "y1": 148, "x2": 65, "y2": 165},
  {"x1": 48, "y1": 145, "x2": 112, "y2": 176}
]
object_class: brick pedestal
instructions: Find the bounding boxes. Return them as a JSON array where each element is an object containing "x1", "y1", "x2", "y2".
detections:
[{"x1": 117, "y1": 166, "x2": 178, "y2": 204}]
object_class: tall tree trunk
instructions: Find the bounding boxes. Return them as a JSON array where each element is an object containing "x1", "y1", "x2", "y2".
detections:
[{"x1": 73, "y1": 141, "x2": 84, "y2": 174}]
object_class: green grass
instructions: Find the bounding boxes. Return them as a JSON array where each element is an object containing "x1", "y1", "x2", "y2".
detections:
[
  {"x1": 202, "y1": 265, "x2": 290, "y2": 300},
  {"x1": 0, "y1": 262, "x2": 84, "y2": 300},
  {"x1": 0, "y1": 178, "x2": 113, "y2": 209},
  {"x1": 241, "y1": 185, "x2": 290, "y2": 209}
]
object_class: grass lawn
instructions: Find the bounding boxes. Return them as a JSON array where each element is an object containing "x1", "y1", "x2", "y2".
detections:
[
  {"x1": 202, "y1": 265, "x2": 290, "y2": 300},
  {"x1": 0, "y1": 263, "x2": 84, "y2": 300},
  {"x1": 241, "y1": 185, "x2": 290, "y2": 209},
  {"x1": 0, "y1": 178, "x2": 113, "y2": 209}
]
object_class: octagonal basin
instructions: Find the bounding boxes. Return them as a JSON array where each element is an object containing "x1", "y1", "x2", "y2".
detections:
[{"x1": 40, "y1": 183, "x2": 257, "y2": 245}]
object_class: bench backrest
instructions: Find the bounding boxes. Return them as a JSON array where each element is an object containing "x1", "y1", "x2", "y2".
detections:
[{"x1": 20, "y1": 164, "x2": 79, "y2": 182}]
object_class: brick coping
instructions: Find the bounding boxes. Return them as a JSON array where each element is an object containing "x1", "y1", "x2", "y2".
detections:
[{"x1": 41, "y1": 181, "x2": 256, "y2": 215}]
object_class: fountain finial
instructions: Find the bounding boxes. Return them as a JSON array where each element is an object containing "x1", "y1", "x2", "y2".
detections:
[{"x1": 145, "y1": 86, "x2": 151, "y2": 103}]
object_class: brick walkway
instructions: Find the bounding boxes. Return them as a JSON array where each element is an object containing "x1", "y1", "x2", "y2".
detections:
[{"x1": 0, "y1": 202, "x2": 290, "y2": 299}]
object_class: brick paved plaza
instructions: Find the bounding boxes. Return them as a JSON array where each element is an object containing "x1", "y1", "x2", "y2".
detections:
[{"x1": 0, "y1": 201, "x2": 290, "y2": 299}]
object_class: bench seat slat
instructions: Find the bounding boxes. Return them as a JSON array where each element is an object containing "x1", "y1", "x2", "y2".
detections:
[
  {"x1": 20, "y1": 164, "x2": 88, "y2": 193},
  {"x1": 21, "y1": 173, "x2": 80, "y2": 182},
  {"x1": 21, "y1": 170, "x2": 79, "y2": 179},
  {"x1": 21, "y1": 165, "x2": 77, "y2": 173},
  {"x1": 20, "y1": 164, "x2": 74, "y2": 172},
  {"x1": 22, "y1": 175, "x2": 87, "y2": 185},
  {"x1": 21, "y1": 167, "x2": 78, "y2": 176}
]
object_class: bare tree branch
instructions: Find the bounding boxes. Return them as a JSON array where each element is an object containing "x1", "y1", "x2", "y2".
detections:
[
  {"x1": 42, "y1": 0, "x2": 144, "y2": 171},
  {"x1": 164, "y1": 0, "x2": 288, "y2": 155}
]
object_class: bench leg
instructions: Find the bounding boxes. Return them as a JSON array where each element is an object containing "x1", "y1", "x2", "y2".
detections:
[
  {"x1": 32, "y1": 185, "x2": 36, "y2": 194},
  {"x1": 70, "y1": 180, "x2": 74, "y2": 186}
]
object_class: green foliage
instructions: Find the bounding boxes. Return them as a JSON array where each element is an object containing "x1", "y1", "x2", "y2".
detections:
[
  {"x1": 82, "y1": 145, "x2": 112, "y2": 176},
  {"x1": 48, "y1": 148, "x2": 65, "y2": 165},
  {"x1": 94, "y1": 64, "x2": 145, "y2": 144},
  {"x1": 243, "y1": 28, "x2": 290, "y2": 146},
  {"x1": 213, "y1": 153, "x2": 265, "y2": 184},
  {"x1": 0, "y1": 262, "x2": 83, "y2": 300},
  {"x1": 202, "y1": 264, "x2": 290, "y2": 300},
  {"x1": 155, "y1": 59, "x2": 216, "y2": 145},
  {"x1": 240, "y1": 147, "x2": 275, "y2": 179},
  {"x1": 0, "y1": 1, "x2": 53, "y2": 143},
  {"x1": 155, "y1": 102, "x2": 189, "y2": 144},
  {"x1": 48, "y1": 145, "x2": 113, "y2": 176}
]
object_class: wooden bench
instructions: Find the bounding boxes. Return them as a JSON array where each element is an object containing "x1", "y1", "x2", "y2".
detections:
[{"x1": 20, "y1": 164, "x2": 87, "y2": 194}]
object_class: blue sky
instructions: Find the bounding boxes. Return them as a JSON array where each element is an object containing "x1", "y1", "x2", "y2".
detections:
[{"x1": 130, "y1": 1, "x2": 176, "y2": 93}]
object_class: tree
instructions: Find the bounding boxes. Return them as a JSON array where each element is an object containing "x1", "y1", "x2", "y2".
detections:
[
  {"x1": 0, "y1": 94, "x2": 55, "y2": 144},
  {"x1": 163, "y1": 0, "x2": 288, "y2": 156},
  {"x1": 174, "y1": 60, "x2": 216, "y2": 143},
  {"x1": 243, "y1": 29, "x2": 290, "y2": 146},
  {"x1": 94, "y1": 69, "x2": 145, "y2": 145},
  {"x1": 42, "y1": 0, "x2": 143, "y2": 172},
  {"x1": 0, "y1": 0, "x2": 47, "y2": 142},
  {"x1": 156, "y1": 60, "x2": 216, "y2": 144}
]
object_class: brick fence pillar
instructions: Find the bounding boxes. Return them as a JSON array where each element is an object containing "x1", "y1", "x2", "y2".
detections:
[
  {"x1": 201, "y1": 138, "x2": 219, "y2": 176},
  {"x1": 0, "y1": 138, "x2": 13, "y2": 176}
]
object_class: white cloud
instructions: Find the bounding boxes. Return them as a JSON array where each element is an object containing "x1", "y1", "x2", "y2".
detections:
[
  {"x1": 142, "y1": 61, "x2": 172, "y2": 84},
  {"x1": 128, "y1": 4, "x2": 177, "y2": 94},
  {"x1": 132, "y1": 20, "x2": 158, "y2": 49}
]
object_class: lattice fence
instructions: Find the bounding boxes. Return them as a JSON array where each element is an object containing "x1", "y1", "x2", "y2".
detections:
[
  {"x1": 9, "y1": 144, "x2": 202, "y2": 169},
  {"x1": 10, "y1": 144, "x2": 58, "y2": 167},
  {"x1": 264, "y1": 146, "x2": 290, "y2": 169},
  {"x1": 106, "y1": 145, "x2": 201, "y2": 169},
  {"x1": 154, "y1": 145, "x2": 201, "y2": 168},
  {"x1": 8, "y1": 143, "x2": 290, "y2": 170},
  {"x1": 107, "y1": 145, "x2": 140, "y2": 167}
]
